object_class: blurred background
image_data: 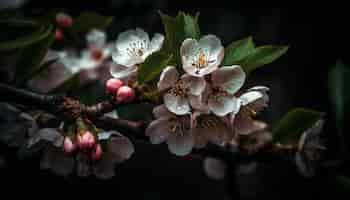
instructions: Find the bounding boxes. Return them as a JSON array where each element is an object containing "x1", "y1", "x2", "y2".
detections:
[{"x1": 0, "y1": 0, "x2": 348, "y2": 199}]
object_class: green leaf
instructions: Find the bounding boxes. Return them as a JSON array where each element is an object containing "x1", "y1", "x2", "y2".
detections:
[
  {"x1": 328, "y1": 60, "x2": 350, "y2": 133},
  {"x1": 137, "y1": 52, "x2": 173, "y2": 84},
  {"x1": 116, "y1": 103, "x2": 154, "y2": 123},
  {"x1": 0, "y1": 20, "x2": 50, "y2": 51},
  {"x1": 222, "y1": 36, "x2": 255, "y2": 66},
  {"x1": 238, "y1": 45, "x2": 289, "y2": 74},
  {"x1": 160, "y1": 12, "x2": 200, "y2": 65},
  {"x1": 272, "y1": 108, "x2": 323, "y2": 144},
  {"x1": 14, "y1": 23, "x2": 55, "y2": 86},
  {"x1": 72, "y1": 12, "x2": 113, "y2": 34},
  {"x1": 182, "y1": 12, "x2": 201, "y2": 40}
]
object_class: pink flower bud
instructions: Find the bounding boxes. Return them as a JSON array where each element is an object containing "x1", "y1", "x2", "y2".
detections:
[
  {"x1": 55, "y1": 29, "x2": 64, "y2": 41},
  {"x1": 77, "y1": 131, "x2": 96, "y2": 150},
  {"x1": 106, "y1": 78, "x2": 123, "y2": 94},
  {"x1": 116, "y1": 86, "x2": 135, "y2": 103},
  {"x1": 55, "y1": 13, "x2": 73, "y2": 28},
  {"x1": 91, "y1": 144, "x2": 103, "y2": 161},
  {"x1": 63, "y1": 137, "x2": 76, "y2": 154}
]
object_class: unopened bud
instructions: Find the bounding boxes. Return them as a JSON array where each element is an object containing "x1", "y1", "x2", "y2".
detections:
[
  {"x1": 63, "y1": 137, "x2": 76, "y2": 154},
  {"x1": 91, "y1": 144, "x2": 103, "y2": 161},
  {"x1": 116, "y1": 86, "x2": 135, "y2": 103},
  {"x1": 55, "y1": 13, "x2": 73, "y2": 28},
  {"x1": 106, "y1": 78, "x2": 123, "y2": 94}
]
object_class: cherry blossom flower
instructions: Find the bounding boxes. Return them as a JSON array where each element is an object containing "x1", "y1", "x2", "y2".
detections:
[
  {"x1": 158, "y1": 66, "x2": 206, "y2": 115},
  {"x1": 191, "y1": 114, "x2": 233, "y2": 148},
  {"x1": 180, "y1": 35, "x2": 224, "y2": 77},
  {"x1": 231, "y1": 86, "x2": 269, "y2": 136},
  {"x1": 191, "y1": 65, "x2": 246, "y2": 117},
  {"x1": 110, "y1": 28, "x2": 164, "y2": 80},
  {"x1": 146, "y1": 105, "x2": 194, "y2": 156},
  {"x1": 295, "y1": 119, "x2": 325, "y2": 177}
]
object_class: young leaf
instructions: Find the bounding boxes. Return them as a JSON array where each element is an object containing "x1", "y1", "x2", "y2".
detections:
[
  {"x1": 137, "y1": 52, "x2": 173, "y2": 84},
  {"x1": 72, "y1": 12, "x2": 113, "y2": 34},
  {"x1": 238, "y1": 45, "x2": 289, "y2": 74},
  {"x1": 272, "y1": 108, "x2": 323, "y2": 144},
  {"x1": 0, "y1": 20, "x2": 49, "y2": 51},
  {"x1": 182, "y1": 12, "x2": 200, "y2": 40},
  {"x1": 14, "y1": 23, "x2": 55, "y2": 86},
  {"x1": 159, "y1": 12, "x2": 200, "y2": 65},
  {"x1": 328, "y1": 60, "x2": 350, "y2": 133},
  {"x1": 222, "y1": 36, "x2": 255, "y2": 66}
]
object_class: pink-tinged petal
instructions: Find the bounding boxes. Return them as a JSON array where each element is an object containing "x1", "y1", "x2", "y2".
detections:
[
  {"x1": 203, "y1": 157, "x2": 227, "y2": 180},
  {"x1": 145, "y1": 118, "x2": 172, "y2": 144},
  {"x1": 93, "y1": 153, "x2": 116, "y2": 179},
  {"x1": 208, "y1": 95, "x2": 236, "y2": 116},
  {"x1": 234, "y1": 108, "x2": 268, "y2": 135},
  {"x1": 181, "y1": 74, "x2": 206, "y2": 96},
  {"x1": 28, "y1": 128, "x2": 64, "y2": 148},
  {"x1": 148, "y1": 33, "x2": 164, "y2": 54},
  {"x1": 189, "y1": 94, "x2": 210, "y2": 114},
  {"x1": 163, "y1": 93, "x2": 190, "y2": 115},
  {"x1": 27, "y1": 61, "x2": 75, "y2": 93},
  {"x1": 41, "y1": 147, "x2": 74, "y2": 177},
  {"x1": 108, "y1": 136, "x2": 134, "y2": 163},
  {"x1": 211, "y1": 65, "x2": 246, "y2": 94},
  {"x1": 167, "y1": 132, "x2": 194, "y2": 156},
  {"x1": 110, "y1": 63, "x2": 137, "y2": 79},
  {"x1": 157, "y1": 66, "x2": 179, "y2": 91},
  {"x1": 153, "y1": 105, "x2": 174, "y2": 119}
]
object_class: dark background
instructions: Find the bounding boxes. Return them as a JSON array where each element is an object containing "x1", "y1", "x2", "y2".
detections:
[{"x1": 0, "y1": 0, "x2": 348, "y2": 199}]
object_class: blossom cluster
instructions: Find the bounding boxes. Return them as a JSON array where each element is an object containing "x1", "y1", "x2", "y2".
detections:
[{"x1": 104, "y1": 26, "x2": 270, "y2": 156}]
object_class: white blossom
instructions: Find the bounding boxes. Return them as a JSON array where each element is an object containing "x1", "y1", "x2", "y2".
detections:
[
  {"x1": 110, "y1": 28, "x2": 164, "y2": 80},
  {"x1": 180, "y1": 35, "x2": 224, "y2": 77}
]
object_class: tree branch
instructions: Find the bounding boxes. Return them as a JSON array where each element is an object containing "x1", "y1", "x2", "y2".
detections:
[{"x1": 0, "y1": 83, "x2": 299, "y2": 162}]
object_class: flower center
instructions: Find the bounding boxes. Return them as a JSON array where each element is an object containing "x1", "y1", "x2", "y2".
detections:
[
  {"x1": 126, "y1": 39, "x2": 148, "y2": 58},
  {"x1": 170, "y1": 80, "x2": 189, "y2": 97},
  {"x1": 168, "y1": 117, "x2": 189, "y2": 136},
  {"x1": 196, "y1": 115, "x2": 221, "y2": 129},
  {"x1": 90, "y1": 48, "x2": 103, "y2": 61},
  {"x1": 211, "y1": 86, "x2": 228, "y2": 100}
]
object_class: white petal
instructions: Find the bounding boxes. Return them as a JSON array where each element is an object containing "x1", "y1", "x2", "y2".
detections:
[
  {"x1": 41, "y1": 147, "x2": 74, "y2": 177},
  {"x1": 108, "y1": 136, "x2": 134, "y2": 162},
  {"x1": 19, "y1": 113, "x2": 38, "y2": 137},
  {"x1": 112, "y1": 50, "x2": 143, "y2": 67},
  {"x1": 248, "y1": 86, "x2": 270, "y2": 92},
  {"x1": 163, "y1": 93, "x2": 190, "y2": 115},
  {"x1": 157, "y1": 66, "x2": 179, "y2": 91},
  {"x1": 180, "y1": 38, "x2": 198, "y2": 61},
  {"x1": 145, "y1": 118, "x2": 172, "y2": 144},
  {"x1": 181, "y1": 74, "x2": 206, "y2": 96},
  {"x1": 110, "y1": 63, "x2": 137, "y2": 79},
  {"x1": 148, "y1": 33, "x2": 164, "y2": 54},
  {"x1": 211, "y1": 65, "x2": 246, "y2": 94},
  {"x1": 203, "y1": 157, "x2": 227, "y2": 180},
  {"x1": 153, "y1": 105, "x2": 174, "y2": 119},
  {"x1": 28, "y1": 128, "x2": 64, "y2": 148},
  {"x1": 98, "y1": 130, "x2": 122, "y2": 141},
  {"x1": 76, "y1": 157, "x2": 90, "y2": 177},
  {"x1": 167, "y1": 132, "x2": 194, "y2": 156},
  {"x1": 199, "y1": 35, "x2": 224, "y2": 61},
  {"x1": 86, "y1": 29, "x2": 106, "y2": 49},
  {"x1": 208, "y1": 95, "x2": 236, "y2": 116},
  {"x1": 240, "y1": 91, "x2": 263, "y2": 106}
]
